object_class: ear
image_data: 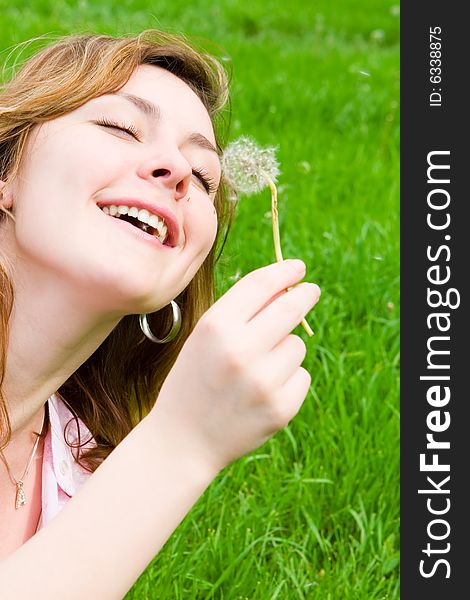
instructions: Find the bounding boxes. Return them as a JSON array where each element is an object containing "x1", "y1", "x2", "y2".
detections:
[{"x1": 0, "y1": 180, "x2": 13, "y2": 210}]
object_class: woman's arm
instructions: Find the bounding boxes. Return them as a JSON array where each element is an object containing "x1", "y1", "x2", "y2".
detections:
[
  {"x1": 0, "y1": 260, "x2": 319, "y2": 599},
  {"x1": 0, "y1": 411, "x2": 218, "y2": 599}
]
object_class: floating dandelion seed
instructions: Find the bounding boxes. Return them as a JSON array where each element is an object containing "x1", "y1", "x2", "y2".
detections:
[{"x1": 222, "y1": 136, "x2": 314, "y2": 337}]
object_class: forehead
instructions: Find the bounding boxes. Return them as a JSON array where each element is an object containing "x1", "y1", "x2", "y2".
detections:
[{"x1": 114, "y1": 64, "x2": 216, "y2": 143}]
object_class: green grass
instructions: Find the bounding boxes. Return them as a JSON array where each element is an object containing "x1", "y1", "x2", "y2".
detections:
[{"x1": 0, "y1": 1, "x2": 399, "y2": 597}]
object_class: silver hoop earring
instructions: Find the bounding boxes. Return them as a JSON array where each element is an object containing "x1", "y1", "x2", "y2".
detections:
[{"x1": 139, "y1": 300, "x2": 182, "y2": 344}]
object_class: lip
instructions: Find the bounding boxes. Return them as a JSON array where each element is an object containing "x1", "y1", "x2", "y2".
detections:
[
  {"x1": 96, "y1": 198, "x2": 180, "y2": 247},
  {"x1": 105, "y1": 214, "x2": 173, "y2": 251}
]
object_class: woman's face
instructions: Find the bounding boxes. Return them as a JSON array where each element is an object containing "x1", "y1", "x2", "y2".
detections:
[{"x1": 4, "y1": 64, "x2": 221, "y2": 314}]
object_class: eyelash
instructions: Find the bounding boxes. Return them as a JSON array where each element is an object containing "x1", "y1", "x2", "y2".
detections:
[
  {"x1": 95, "y1": 118, "x2": 218, "y2": 195},
  {"x1": 94, "y1": 117, "x2": 142, "y2": 141},
  {"x1": 191, "y1": 167, "x2": 218, "y2": 195}
]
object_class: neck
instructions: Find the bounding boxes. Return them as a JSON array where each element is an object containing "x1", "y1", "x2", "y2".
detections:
[
  {"x1": 0, "y1": 403, "x2": 47, "y2": 492},
  {"x1": 2, "y1": 255, "x2": 124, "y2": 445}
]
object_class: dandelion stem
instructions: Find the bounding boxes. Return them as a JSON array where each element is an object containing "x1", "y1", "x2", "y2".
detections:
[
  {"x1": 262, "y1": 170, "x2": 314, "y2": 337},
  {"x1": 265, "y1": 174, "x2": 284, "y2": 262}
]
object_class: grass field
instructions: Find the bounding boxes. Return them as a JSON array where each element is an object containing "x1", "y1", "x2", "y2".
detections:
[{"x1": 0, "y1": 1, "x2": 400, "y2": 598}]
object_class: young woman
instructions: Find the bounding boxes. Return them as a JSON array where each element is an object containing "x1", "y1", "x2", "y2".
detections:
[{"x1": 0, "y1": 30, "x2": 320, "y2": 596}]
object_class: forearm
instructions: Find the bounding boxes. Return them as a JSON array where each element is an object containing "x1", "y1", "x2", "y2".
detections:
[{"x1": 0, "y1": 412, "x2": 218, "y2": 599}]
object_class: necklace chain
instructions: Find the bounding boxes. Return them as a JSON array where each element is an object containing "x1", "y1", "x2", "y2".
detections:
[{"x1": 0, "y1": 406, "x2": 48, "y2": 509}]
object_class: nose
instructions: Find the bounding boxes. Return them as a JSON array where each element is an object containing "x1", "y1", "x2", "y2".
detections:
[{"x1": 137, "y1": 147, "x2": 192, "y2": 200}]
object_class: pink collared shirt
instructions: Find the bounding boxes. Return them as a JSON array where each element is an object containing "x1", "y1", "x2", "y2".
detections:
[{"x1": 36, "y1": 393, "x2": 96, "y2": 532}]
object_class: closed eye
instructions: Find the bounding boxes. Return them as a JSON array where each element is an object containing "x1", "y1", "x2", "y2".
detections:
[
  {"x1": 93, "y1": 118, "x2": 142, "y2": 142},
  {"x1": 93, "y1": 118, "x2": 218, "y2": 195},
  {"x1": 192, "y1": 167, "x2": 218, "y2": 195}
]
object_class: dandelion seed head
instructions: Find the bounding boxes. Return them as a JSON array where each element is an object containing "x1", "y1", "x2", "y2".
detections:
[{"x1": 221, "y1": 136, "x2": 280, "y2": 194}]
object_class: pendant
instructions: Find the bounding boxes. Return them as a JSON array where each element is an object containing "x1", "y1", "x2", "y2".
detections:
[{"x1": 15, "y1": 480, "x2": 27, "y2": 509}]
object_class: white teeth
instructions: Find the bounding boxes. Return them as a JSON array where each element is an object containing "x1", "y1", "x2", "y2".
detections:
[
  {"x1": 148, "y1": 214, "x2": 160, "y2": 230},
  {"x1": 100, "y1": 204, "x2": 169, "y2": 244},
  {"x1": 149, "y1": 216, "x2": 167, "y2": 242},
  {"x1": 137, "y1": 209, "x2": 150, "y2": 224}
]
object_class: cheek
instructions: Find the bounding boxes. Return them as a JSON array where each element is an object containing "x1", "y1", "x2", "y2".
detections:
[
  {"x1": 185, "y1": 198, "x2": 218, "y2": 254},
  {"x1": 25, "y1": 126, "x2": 128, "y2": 198},
  {"x1": 11, "y1": 135, "x2": 121, "y2": 269}
]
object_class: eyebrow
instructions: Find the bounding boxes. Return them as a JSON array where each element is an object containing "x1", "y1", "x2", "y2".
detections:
[
  {"x1": 113, "y1": 92, "x2": 220, "y2": 157},
  {"x1": 115, "y1": 92, "x2": 160, "y2": 120}
]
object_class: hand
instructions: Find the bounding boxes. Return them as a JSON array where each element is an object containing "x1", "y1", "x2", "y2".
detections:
[{"x1": 150, "y1": 259, "x2": 321, "y2": 474}]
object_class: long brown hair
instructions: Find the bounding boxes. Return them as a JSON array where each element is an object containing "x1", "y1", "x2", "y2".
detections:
[{"x1": 0, "y1": 30, "x2": 235, "y2": 472}]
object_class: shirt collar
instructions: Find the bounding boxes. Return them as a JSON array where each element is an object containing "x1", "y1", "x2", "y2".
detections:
[{"x1": 47, "y1": 393, "x2": 96, "y2": 496}]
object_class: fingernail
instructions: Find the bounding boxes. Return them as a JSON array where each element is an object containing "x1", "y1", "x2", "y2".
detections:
[
  {"x1": 308, "y1": 283, "x2": 321, "y2": 301},
  {"x1": 287, "y1": 259, "x2": 306, "y2": 273}
]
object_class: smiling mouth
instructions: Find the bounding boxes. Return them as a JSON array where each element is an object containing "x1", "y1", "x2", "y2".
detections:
[{"x1": 99, "y1": 205, "x2": 169, "y2": 245}]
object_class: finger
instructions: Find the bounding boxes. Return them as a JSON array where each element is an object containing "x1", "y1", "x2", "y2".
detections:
[
  {"x1": 268, "y1": 367, "x2": 312, "y2": 432},
  {"x1": 250, "y1": 287, "x2": 289, "y2": 320},
  {"x1": 209, "y1": 260, "x2": 306, "y2": 324},
  {"x1": 247, "y1": 282, "x2": 320, "y2": 351},
  {"x1": 256, "y1": 334, "x2": 307, "y2": 388}
]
